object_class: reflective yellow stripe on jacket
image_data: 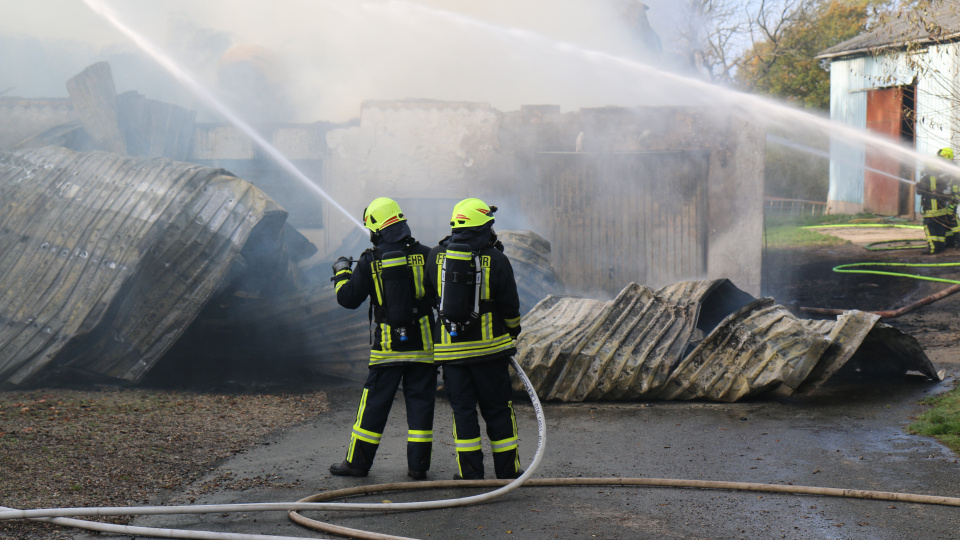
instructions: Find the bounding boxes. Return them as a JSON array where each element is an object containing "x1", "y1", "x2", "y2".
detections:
[{"x1": 434, "y1": 332, "x2": 515, "y2": 362}]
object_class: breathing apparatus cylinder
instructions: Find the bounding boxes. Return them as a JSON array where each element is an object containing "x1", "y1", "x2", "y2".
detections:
[
  {"x1": 379, "y1": 250, "x2": 415, "y2": 342},
  {"x1": 439, "y1": 243, "x2": 481, "y2": 337}
]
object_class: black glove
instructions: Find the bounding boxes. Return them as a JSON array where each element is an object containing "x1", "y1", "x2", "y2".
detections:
[
  {"x1": 331, "y1": 256, "x2": 353, "y2": 287},
  {"x1": 507, "y1": 325, "x2": 521, "y2": 339}
]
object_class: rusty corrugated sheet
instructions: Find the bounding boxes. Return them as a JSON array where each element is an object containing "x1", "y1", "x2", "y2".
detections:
[
  {"x1": 516, "y1": 284, "x2": 696, "y2": 401},
  {"x1": 656, "y1": 298, "x2": 831, "y2": 401},
  {"x1": 0, "y1": 146, "x2": 286, "y2": 386},
  {"x1": 514, "y1": 280, "x2": 940, "y2": 402},
  {"x1": 797, "y1": 312, "x2": 941, "y2": 392}
]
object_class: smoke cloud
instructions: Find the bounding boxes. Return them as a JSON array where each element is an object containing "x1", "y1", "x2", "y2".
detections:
[{"x1": 1, "y1": 0, "x2": 674, "y2": 123}]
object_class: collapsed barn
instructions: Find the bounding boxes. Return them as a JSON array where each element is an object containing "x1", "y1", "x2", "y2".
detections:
[{"x1": 0, "y1": 62, "x2": 941, "y2": 399}]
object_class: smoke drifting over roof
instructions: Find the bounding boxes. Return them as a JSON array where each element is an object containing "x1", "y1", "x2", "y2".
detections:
[{"x1": 1, "y1": 0, "x2": 665, "y2": 123}]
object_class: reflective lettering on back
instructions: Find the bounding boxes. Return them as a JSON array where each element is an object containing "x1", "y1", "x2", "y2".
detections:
[{"x1": 408, "y1": 254, "x2": 425, "y2": 266}]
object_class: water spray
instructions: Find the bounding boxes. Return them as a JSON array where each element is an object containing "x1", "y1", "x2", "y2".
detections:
[
  {"x1": 367, "y1": 0, "x2": 960, "y2": 183},
  {"x1": 81, "y1": 0, "x2": 366, "y2": 233},
  {"x1": 767, "y1": 135, "x2": 916, "y2": 185}
]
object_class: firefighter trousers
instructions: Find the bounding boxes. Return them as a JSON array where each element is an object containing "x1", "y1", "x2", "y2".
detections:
[
  {"x1": 923, "y1": 215, "x2": 951, "y2": 254},
  {"x1": 343, "y1": 362, "x2": 437, "y2": 473},
  {"x1": 442, "y1": 358, "x2": 521, "y2": 479}
]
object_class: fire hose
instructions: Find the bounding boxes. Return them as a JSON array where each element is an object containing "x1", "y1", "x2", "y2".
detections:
[
  {"x1": 790, "y1": 224, "x2": 960, "y2": 318},
  {"x1": 5, "y1": 358, "x2": 960, "y2": 539},
  {"x1": 799, "y1": 261, "x2": 960, "y2": 318}
]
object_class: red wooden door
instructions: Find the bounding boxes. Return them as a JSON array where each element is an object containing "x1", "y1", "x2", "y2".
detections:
[{"x1": 865, "y1": 88, "x2": 904, "y2": 216}]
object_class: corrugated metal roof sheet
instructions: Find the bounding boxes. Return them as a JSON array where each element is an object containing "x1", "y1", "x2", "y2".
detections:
[
  {"x1": 819, "y1": 7, "x2": 960, "y2": 59},
  {"x1": 0, "y1": 146, "x2": 286, "y2": 387},
  {"x1": 514, "y1": 281, "x2": 940, "y2": 402}
]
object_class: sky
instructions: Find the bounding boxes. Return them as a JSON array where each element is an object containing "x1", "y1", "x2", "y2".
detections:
[{"x1": 0, "y1": 0, "x2": 687, "y2": 123}]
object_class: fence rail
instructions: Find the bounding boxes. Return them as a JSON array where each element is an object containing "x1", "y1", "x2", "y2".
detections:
[{"x1": 764, "y1": 197, "x2": 827, "y2": 217}]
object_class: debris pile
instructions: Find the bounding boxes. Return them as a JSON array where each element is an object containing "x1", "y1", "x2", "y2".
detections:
[
  {"x1": 0, "y1": 146, "x2": 309, "y2": 387},
  {"x1": 514, "y1": 280, "x2": 941, "y2": 402}
]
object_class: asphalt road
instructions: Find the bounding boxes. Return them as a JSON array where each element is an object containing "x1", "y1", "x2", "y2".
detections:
[{"x1": 76, "y1": 365, "x2": 960, "y2": 540}]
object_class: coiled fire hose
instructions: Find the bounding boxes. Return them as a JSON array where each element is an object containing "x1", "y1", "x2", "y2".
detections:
[{"x1": 5, "y1": 358, "x2": 960, "y2": 539}]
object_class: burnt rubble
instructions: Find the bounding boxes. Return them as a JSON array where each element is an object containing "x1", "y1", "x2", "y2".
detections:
[{"x1": 513, "y1": 280, "x2": 941, "y2": 402}]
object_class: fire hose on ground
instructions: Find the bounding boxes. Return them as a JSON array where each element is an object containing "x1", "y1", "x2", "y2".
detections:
[
  {"x1": 799, "y1": 261, "x2": 960, "y2": 319},
  {"x1": 5, "y1": 358, "x2": 960, "y2": 539},
  {"x1": 790, "y1": 224, "x2": 960, "y2": 318}
]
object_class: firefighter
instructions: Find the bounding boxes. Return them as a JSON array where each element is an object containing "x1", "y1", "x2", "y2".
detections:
[
  {"x1": 329, "y1": 197, "x2": 437, "y2": 479},
  {"x1": 425, "y1": 198, "x2": 524, "y2": 480},
  {"x1": 917, "y1": 148, "x2": 960, "y2": 254}
]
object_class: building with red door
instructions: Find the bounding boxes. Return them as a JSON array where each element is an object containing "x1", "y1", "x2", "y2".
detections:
[{"x1": 817, "y1": 7, "x2": 960, "y2": 217}]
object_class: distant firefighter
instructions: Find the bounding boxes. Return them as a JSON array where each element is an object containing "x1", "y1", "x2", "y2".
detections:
[{"x1": 917, "y1": 147, "x2": 960, "y2": 254}]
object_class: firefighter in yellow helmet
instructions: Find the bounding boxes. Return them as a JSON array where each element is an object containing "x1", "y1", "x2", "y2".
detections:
[
  {"x1": 917, "y1": 148, "x2": 960, "y2": 254},
  {"x1": 329, "y1": 197, "x2": 437, "y2": 479},
  {"x1": 425, "y1": 198, "x2": 524, "y2": 480}
]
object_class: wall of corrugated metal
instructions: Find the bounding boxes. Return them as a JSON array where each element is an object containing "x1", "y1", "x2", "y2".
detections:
[
  {"x1": 525, "y1": 151, "x2": 709, "y2": 294},
  {"x1": 915, "y1": 44, "x2": 960, "y2": 155},
  {"x1": 829, "y1": 45, "x2": 960, "y2": 212},
  {"x1": 829, "y1": 56, "x2": 868, "y2": 208}
]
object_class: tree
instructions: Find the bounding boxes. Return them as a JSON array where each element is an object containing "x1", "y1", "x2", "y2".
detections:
[
  {"x1": 737, "y1": 0, "x2": 889, "y2": 110},
  {"x1": 673, "y1": 0, "x2": 748, "y2": 84}
]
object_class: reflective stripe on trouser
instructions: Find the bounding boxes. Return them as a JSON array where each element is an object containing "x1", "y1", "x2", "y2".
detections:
[
  {"x1": 924, "y1": 217, "x2": 950, "y2": 254},
  {"x1": 344, "y1": 363, "x2": 437, "y2": 472},
  {"x1": 948, "y1": 214, "x2": 959, "y2": 248},
  {"x1": 443, "y1": 358, "x2": 522, "y2": 479}
]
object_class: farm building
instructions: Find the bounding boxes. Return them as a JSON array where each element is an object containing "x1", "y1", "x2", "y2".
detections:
[
  {"x1": 0, "y1": 61, "x2": 766, "y2": 387},
  {"x1": 818, "y1": 7, "x2": 960, "y2": 216},
  {"x1": 3, "y1": 63, "x2": 766, "y2": 298}
]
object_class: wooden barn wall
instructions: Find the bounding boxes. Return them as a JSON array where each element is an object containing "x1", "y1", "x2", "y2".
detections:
[{"x1": 527, "y1": 151, "x2": 710, "y2": 294}]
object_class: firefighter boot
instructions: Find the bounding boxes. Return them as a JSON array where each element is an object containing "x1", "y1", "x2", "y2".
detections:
[
  {"x1": 330, "y1": 460, "x2": 369, "y2": 477},
  {"x1": 493, "y1": 448, "x2": 523, "y2": 479},
  {"x1": 407, "y1": 440, "x2": 431, "y2": 480},
  {"x1": 453, "y1": 450, "x2": 484, "y2": 480}
]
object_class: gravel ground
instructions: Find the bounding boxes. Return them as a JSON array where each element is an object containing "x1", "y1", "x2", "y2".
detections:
[{"x1": 0, "y1": 387, "x2": 328, "y2": 539}]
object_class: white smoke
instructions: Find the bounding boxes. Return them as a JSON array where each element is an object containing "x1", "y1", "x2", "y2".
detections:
[{"x1": 1, "y1": 0, "x2": 666, "y2": 122}]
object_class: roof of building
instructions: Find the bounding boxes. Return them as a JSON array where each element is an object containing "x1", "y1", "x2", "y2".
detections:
[{"x1": 818, "y1": 6, "x2": 960, "y2": 60}]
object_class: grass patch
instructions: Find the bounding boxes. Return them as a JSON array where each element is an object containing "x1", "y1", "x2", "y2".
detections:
[
  {"x1": 764, "y1": 224, "x2": 850, "y2": 248},
  {"x1": 909, "y1": 387, "x2": 960, "y2": 453},
  {"x1": 761, "y1": 212, "x2": 904, "y2": 248},
  {"x1": 765, "y1": 212, "x2": 883, "y2": 228}
]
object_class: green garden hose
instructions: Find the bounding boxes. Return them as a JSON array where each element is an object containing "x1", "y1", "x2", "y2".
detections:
[{"x1": 832, "y1": 261, "x2": 960, "y2": 284}]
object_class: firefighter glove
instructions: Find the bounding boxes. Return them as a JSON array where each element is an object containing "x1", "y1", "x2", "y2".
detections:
[
  {"x1": 331, "y1": 256, "x2": 353, "y2": 289},
  {"x1": 507, "y1": 324, "x2": 521, "y2": 339}
]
